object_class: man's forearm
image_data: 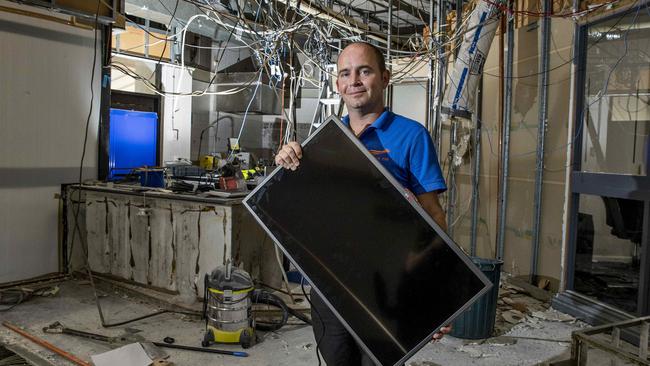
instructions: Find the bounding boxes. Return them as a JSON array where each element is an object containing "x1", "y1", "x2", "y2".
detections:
[{"x1": 416, "y1": 191, "x2": 447, "y2": 232}]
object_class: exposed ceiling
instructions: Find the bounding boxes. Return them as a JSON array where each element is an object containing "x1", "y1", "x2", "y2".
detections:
[{"x1": 125, "y1": 0, "x2": 443, "y2": 40}]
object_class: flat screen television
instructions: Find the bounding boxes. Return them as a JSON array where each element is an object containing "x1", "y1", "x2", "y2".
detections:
[{"x1": 243, "y1": 115, "x2": 491, "y2": 366}]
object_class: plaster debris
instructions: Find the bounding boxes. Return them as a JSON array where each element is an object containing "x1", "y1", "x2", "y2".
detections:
[
  {"x1": 502, "y1": 310, "x2": 525, "y2": 324},
  {"x1": 456, "y1": 345, "x2": 498, "y2": 358},
  {"x1": 504, "y1": 284, "x2": 527, "y2": 294},
  {"x1": 407, "y1": 361, "x2": 441, "y2": 366},
  {"x1": 530, "y1": 310, "x2": 575, "y2": 322},
  {"x1": 482, "y1": 336, "x2": 518, "y2": 346}
]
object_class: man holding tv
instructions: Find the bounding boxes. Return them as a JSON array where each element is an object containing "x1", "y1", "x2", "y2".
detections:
[{"x1": 275, "y1": 41, "x2": 450, "y2": 366}]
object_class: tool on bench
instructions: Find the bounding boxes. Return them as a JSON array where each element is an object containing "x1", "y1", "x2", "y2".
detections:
[{"x1": 42, "y1": 321, "x2": 249, "y2": 357}]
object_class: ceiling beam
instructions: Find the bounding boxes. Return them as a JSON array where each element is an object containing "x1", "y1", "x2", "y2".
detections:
[
  {"x1": 276, "y1": 0, "x2": 389, "y2": 44},
  {"x1": 394, "y1": 0, "x2": 430, "y2": 22},
  {"x1": 362, "y1": 0, "x2": 430, "y2": 22}
]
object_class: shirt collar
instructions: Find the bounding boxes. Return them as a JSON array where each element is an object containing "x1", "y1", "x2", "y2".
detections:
[{"x1": 342, "y1": 108, "x2": 393, "y2": 132}]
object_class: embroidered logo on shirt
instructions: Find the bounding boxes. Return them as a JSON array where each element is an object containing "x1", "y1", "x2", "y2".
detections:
[{"x1": 368, "y1": 149, "x2": 390, "y2": 161}]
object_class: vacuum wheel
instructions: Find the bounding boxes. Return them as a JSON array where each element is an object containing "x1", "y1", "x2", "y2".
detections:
[
  {"x1": 240, "y1": 329, "x2": 253, "y2": 349},
  {"x1": 201, "y1": 329, "x2": 213, "y2": 347}
]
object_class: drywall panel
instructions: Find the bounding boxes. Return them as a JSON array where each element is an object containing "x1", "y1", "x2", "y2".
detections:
[
  {"x1": 161, "y1": 64, "x2": 193, "y2": 163},
  {"x1": 500, "y1": 19, "x2": 572, "y2": 288},
  {"x1": 110, "y1": 54, "x2": 157, "y2": 95},
  {"x1": 393, "y1": 56, "x2": 429, "y2": 79},
  {"x1": 448, "y1": 18, "x2": 573, "y2": 288},
  {"x1": 191, "y1": 77, "x2": 217, "y2": 161},
  {"x1": 392, "y1": 82, "x2": 427, "y2": 125},
  {"x1": 0, "y1": 5, "x2": 100, "y2": 283},
  {"x1": 111, "y1": 56, "x2": 196, "y2": 164}
]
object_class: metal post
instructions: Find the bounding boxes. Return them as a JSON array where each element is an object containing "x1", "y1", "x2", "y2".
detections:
[
  {"x1": 639, "y1": 200, "x2": 650, "y2": 315},
  {"x1": 470, "y1": 77, "x2": 483, "y2": 256},
  {"x1": 446, "y1": 0, "x2": 463, "y2": 237},
  {"x1": 386, "y1": 0, "x2": 393, "y2": 108},
  {"x1": 170, "y1": 24, "x2": 178, "y2": 63},
  {"x1": 144, "y1": 18, "x2": 150, "y2": 58},
  {"x1": 434, "y1": 0, "x2": 446, "y2": 149},
  {"x1": 496, "y1": 3, "x2": 514, "y2": 260},
  {"x1": 447, "y1": 117, "x2": 458, "y2": 237},
  {"x1": 530, "y1": 0, "x2": 551, "y2": 283},
  {"x1": 456, "y1": 0, "x2": 463, "y2": 58},
  {"x1": 426, "y1": 0, "x2": 435, "y2": 134},
  {"x1": 563, "y1": 0, "x2": 588, "y2": 292}
]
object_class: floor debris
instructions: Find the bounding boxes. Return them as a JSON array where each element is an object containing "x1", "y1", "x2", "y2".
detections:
[
  {"x1": 530, "y1": 310, "x2": 576, "y2": 323},
  {"x1": 0, "y1": 278, "x2": 587, "y2": 366},
  {"x1": 91, "y1": 343, "x2": 151, "y2": 366},
  {"x1": 480, "y1": 336, "x2": 518, "y2": 346},
  {"x1": 502, "y1": 309, "x2": 525, "y2": 324},
  {"x1": 456, "y1": 345, "x2": 498, "y2": 358}
]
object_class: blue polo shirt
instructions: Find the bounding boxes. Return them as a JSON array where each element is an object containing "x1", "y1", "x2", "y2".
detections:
[{"x1": 342, "y1": 109, "x2": 447, "y2": 195}]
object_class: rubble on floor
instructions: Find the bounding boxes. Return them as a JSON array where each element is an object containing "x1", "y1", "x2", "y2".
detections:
[
  {"x1": 0, "y1": 276, "x2": 588, "y2": 366},
  {"x1": 407, "y1": 276, "x2": 587, "y2": 366}
]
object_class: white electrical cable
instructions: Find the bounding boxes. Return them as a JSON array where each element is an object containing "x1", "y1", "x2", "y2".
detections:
[{"x1": 231, "y1": 71, "x2": 264, "y2": 155}]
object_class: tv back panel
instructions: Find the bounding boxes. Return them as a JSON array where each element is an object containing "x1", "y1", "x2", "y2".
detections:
[{"x1": 244, "y1": 115, "x2": 491, "y2": 366}]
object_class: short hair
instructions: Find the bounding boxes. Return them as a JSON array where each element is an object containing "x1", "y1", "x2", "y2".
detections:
[{"x1": 342, "y1": 42, "x2": 387, "y2": 73}]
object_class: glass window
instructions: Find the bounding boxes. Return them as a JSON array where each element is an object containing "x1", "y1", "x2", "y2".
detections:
[
  {"x1": 581, "y1": 10, "x2": 650, "y2": 176},
  {"x1": 575, "y1": 194, "x2": 643, "y2": 314}
]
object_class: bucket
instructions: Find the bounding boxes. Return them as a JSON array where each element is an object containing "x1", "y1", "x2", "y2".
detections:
[{"x1": 450, "y1": 257, "x2": 503, "y2": 339}]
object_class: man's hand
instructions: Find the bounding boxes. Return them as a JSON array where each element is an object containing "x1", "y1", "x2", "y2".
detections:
[
  {"x1": 275, "y1": 142, "x2": 303, "y2": 170},
  {"x1": 432, "y1": 325, "x2": 452, "y2": 342}
]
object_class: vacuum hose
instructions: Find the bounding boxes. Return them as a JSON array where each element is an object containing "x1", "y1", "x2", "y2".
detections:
[{"x1": 251, "y1": 289, "x2": 311, "y2": 331}]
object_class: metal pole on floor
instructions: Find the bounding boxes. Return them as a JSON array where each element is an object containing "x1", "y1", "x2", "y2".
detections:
[
  {"x1": 530, "y1": 0, "x2": 551, "y2": 284},
  {"x1": 496, "y1": 3, "x2": 514, "y2": 261},
  {"x1": 470, "y1": 78, "x2": 483, "y2": 256}
]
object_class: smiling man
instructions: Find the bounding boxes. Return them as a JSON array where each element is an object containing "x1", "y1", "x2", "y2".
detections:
[{"x1": 275, "y1": 42, "x2": 449, "y2": 365}]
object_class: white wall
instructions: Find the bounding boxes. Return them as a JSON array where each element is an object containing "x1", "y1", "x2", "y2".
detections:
[
  {"x1": 392, "y1": 82, "x2": 427, "y2": 125},
  {"x1": 110, "y1": 55, "x2": 194, "y2": 164},
  {"x1": 0, "y1": 2, "x2": 100, "y2": 283},
  {"x1": 161, "y1": 65, "x2": 193, "y2": 163}
]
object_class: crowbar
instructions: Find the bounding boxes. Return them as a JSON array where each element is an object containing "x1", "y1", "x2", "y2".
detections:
[{"x1": 2, "y1": 321, "x2": 91, "y2": 366}]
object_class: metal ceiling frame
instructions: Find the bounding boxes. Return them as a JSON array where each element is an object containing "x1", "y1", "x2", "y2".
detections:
[{"x1": 327, "y1": 0, "x2": 431, "y2": 36}]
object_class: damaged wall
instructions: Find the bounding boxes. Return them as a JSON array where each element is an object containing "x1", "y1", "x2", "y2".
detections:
[
  {"x1": 67, "y1": 189, "x2": 281, "y2": 302},
  {"x1": 442, "y1": 18, "x2": 575, "y2": 291}
]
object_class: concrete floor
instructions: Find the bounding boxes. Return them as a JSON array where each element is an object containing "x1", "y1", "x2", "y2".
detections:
[{"x1": 0, "y1": 279, "x2": 586, "y2": 366}]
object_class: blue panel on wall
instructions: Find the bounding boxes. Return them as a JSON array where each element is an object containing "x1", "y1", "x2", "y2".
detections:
[{"x1": 108, "y1": 108, "x2": 158, "y2": 180}]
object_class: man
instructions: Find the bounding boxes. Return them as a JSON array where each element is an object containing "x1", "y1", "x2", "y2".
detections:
[{"x1": 275, "y1": 42, "x2": 450, "y2": 365}]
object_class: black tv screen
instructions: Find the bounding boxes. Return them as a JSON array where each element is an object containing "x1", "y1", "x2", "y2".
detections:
[{"x1": 244, "y1": 116, "x2": 491, "y2": 366}]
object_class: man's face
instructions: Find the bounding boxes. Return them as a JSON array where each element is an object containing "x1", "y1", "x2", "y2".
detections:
[{"x1": 336, "y1": 44, "x2": 390, "y2": 113}]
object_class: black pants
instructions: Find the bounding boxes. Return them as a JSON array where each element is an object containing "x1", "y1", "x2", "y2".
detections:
[{"x1": 310, "y1": 292, "x2": 375, "y2": 366}]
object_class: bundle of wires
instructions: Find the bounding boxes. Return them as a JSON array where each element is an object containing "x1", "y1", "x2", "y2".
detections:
[{"x1": 0, "y1": 286, "x2": 58, "y2": 312}]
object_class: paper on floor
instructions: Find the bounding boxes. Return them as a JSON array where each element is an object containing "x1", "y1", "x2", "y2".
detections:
[{"x1": 91, "y1": 343, "x2": 152, "y2": 366}]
